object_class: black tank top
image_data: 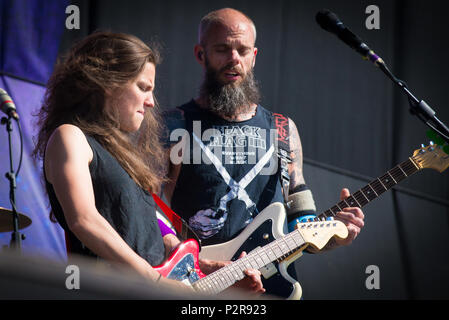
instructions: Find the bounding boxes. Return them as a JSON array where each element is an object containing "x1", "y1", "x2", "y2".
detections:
[
  {"x1": 168, "y1": 100, "x2": 284, "y2": 245},
  {"x1": 45, "y1": 133, "x2": 165, "y2": 266}
]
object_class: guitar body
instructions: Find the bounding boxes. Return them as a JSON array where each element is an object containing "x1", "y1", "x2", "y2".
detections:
[
  {"x1": 200, "y1": 202, "x2": 303, "y2": 300},
  {"x1": 154, "y1": 239, "x2": 206, "y2": 284}
]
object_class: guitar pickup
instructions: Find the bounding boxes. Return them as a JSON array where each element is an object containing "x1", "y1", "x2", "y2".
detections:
[{"x1": 259, "y1": 262, "x2": 277, "y2": 279}]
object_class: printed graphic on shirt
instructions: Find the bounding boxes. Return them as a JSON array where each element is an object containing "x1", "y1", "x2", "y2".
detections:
[
  {"x1": 169, "y1": 120, "x2": 279, "y2": 170},
  {"x1": 187, "y1": 129, "x2": 276, "y2": 239},
  {"x1": 209, "y1": 125, "x2": 267, "y2": 165},
  {"x1": 188, "y1": 208, "x2": 226, "y2": 239}
]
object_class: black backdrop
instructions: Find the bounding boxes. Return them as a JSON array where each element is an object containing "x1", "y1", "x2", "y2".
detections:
[{"x1": 59, "y1": 0, "x2": 449, "y2": 299}]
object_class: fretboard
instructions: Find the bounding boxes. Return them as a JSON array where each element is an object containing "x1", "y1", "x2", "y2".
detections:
[
  {"x1": 317, "y1": 157, "x2": 420, "y2": 219},
  {"x1": 192, "y1": 228, "x2": 307, "y2": 294},
  {"x1": 192, "y1": 157, "x2": 421, "y2": 294}
]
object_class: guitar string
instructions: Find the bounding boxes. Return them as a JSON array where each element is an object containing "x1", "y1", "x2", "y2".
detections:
[
  {"x1": 194, "y1": 228, "x2": 307, "y2": 293},
  {"x1": 316, "y1": 158, "x2": 418, "y2": 221},
  {"x1": 194, "y1": 157, "x2": 423, "y2": 293}
]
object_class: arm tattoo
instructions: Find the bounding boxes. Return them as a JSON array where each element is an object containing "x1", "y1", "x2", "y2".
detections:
[
  {"x1": 288, "y1": 119, "x2": 339, "y2": 253},
  {"x1": 288, "y1": 118, "x2": 306, "y2": 191}
]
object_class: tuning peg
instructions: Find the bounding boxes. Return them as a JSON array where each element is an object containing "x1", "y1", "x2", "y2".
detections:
[
  {"x1": 430, "y1": 141, "x2": 434, "y2": 145},
  {"x1": 420, "y1": 144, "x2": 426, "y2": 153}
]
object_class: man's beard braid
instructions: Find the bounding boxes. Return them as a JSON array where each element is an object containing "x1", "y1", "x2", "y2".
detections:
[{"x1": 200, "y1": 63, "x2": 261, "y2": 118}]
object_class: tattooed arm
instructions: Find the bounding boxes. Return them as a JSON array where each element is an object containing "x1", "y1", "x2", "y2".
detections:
[
  {"x1": 287, "y1": 118, "x2": 306, "y2": 191},
  {"x1": 288, "y1": 118, "x2": 334, "y2": 252},
  {"x1": 287, "y1": 118, "x2": 364, "y2": 251}
]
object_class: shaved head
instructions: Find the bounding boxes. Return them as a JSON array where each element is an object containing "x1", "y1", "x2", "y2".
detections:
[
  {"x1": 198, "y1": 8, "x2": 257, "y2": 46},
  {"x1": 195, "y1": 8, "x2": 260, "y2": 117}
]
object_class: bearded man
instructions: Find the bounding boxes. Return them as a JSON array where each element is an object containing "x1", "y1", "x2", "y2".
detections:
[{"x1": 162, "y1": 8, "x2": 365, "y2": 298}]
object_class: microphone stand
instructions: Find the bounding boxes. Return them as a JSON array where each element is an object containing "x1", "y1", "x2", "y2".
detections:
[
  {"x1": 376, "y1": 62, "x2": 449, "y2": 147},
  {"x1": 1, "y1": 115, "x2": 24, "y2": 253}
]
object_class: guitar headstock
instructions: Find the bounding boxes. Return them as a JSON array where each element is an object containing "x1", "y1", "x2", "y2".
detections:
[
  {"x1": 297, "y1": 220, "x2": 348, "y2": 250},
  {"x1": 412, "y1": 138, "x2": 449, "y2": 173},
  {"x1": 427, "y1": 129, "x2": 449, "y2": 155}
]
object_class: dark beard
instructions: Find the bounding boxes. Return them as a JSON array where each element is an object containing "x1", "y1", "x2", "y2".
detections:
[{"x1": 199, "y1": 62, "x2": 261, "y2": 118}]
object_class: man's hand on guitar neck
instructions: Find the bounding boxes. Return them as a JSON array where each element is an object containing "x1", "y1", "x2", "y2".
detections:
[
  {"x1": 333, "y1": 188, "x2": 365, "y2": 246},
  {"x1": 319, "y1": 188, "x2": 365, "y2": 251},
  {"x1": 307, "y1": 188, "x2": 365, "y2": 253}
]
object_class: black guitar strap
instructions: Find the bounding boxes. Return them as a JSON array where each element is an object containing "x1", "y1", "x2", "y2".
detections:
[{"x1": 272, "y1": 113, "x2": 292, "y2": 208}]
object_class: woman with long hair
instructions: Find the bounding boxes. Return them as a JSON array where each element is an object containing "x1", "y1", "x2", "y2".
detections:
[{"x1": 33, "y1": 31, "x2": 263, "y2": 294}]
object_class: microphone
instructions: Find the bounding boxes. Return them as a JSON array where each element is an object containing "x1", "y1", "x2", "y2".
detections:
[
  {"x1": 316, "y1": 9, "x2": 385, "y2": 67},
  {"x1": 0, "y1": 88, "x2": 19, "y2": 120}
]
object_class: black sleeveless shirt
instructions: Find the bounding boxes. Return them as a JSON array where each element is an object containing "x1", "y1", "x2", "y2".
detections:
[
  {"x1": 45, "y1": 134, "x2": 166, "y2": 266},
  {"x1": 166, "y1": 100, "x2": 284, "y2": 245}
]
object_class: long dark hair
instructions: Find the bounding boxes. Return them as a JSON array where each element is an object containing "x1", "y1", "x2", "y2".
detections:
[{"x1": 33, "y1": 31, "x2": 166, "y2": 195}]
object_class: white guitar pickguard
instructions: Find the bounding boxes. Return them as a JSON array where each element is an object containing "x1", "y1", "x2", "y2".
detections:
[{"x1": 200, "y1": 202, "x2": 303, "y2": 300}]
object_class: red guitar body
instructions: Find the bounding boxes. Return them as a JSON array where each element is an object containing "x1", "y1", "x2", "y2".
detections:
[{"x1": 153, "y1": 239, "x2": 206, "y2": 283}]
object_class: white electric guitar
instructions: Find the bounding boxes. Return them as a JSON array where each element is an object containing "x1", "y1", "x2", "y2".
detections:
[{"x1": 200, "y1": 143, "x2": 449, "y2": 299}]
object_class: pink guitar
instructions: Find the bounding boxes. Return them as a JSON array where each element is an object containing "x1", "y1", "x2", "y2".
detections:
[
  {"x1": 153, "y1": 220, "x2": 348, "y2": 296},
  {"x1": 153, "y1": 239, "x2": 206, "y2": 285}
]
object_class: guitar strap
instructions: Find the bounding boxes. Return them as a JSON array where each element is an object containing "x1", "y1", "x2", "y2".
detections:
[
  {"x1": 152, "y1": 193, "x2": 202, "y2": 249},
  {"x1": 272, "y1": 113, "x2": 292, "y2": 208}
]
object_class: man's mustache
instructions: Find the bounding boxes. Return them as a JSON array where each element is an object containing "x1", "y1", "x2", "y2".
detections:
[{"x1": 219, "y1": 64, "x2": 244, "y2": 75}]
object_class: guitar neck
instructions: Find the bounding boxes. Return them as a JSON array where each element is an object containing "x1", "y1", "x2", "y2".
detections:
[
  {"x1": 317, "y1": 157, "x2": 420, "y2": 219},
  {"x1": 193, "y1": 157, "x2": 422, "y2": 294},
  {"x1": 193, "y1": 228, "x2": 307, "y2": 294}
]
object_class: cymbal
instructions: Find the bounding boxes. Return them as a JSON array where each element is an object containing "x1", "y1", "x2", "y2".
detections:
[{"x1": 0, "y1": 207, "x2": 32, "y2": 232}]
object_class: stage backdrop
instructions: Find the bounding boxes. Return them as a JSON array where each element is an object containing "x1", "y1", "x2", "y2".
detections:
[
  {"x1": 1, "y1": 0, "x2": 448, "y2": 299},
  {"x1": 0, "y1": 0, "x2": 69, "y2": 259}
]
